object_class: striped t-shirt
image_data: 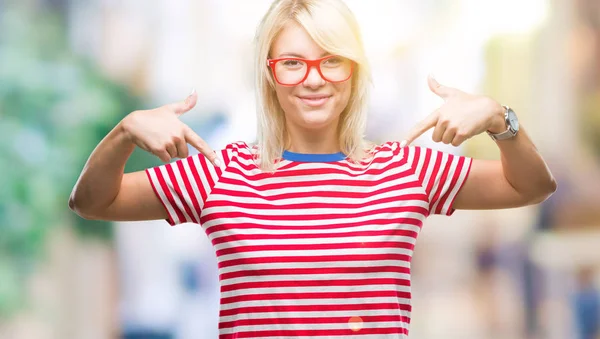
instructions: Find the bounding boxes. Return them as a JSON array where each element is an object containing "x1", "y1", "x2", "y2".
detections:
[{"x1": 145, "y1": 141, "x2": 472, "y2": 339}]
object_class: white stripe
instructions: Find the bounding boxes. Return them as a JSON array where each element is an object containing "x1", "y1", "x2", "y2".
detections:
[
  {"x1": 191, "y1": 154, "x2": 213, "y2": 207},
  {"x1": 204, "y1": 199, "x2": 427, "y2": 217},
  {"x1": 209, "y1": 223, "x2": 422, "y2": 241},
  {"x1": 213, "y1": 235, "x2": 417, "y2": 251},
  {"x1": 218, "y1": 308, "x2": 411, "y2": 321},
  {"x1": 430, "y1": 154, "x2": 457, "y2": 214},
  {"x1": 173, "y1": 160, "x2": 200, "y2": 222},
  {"x1": 440, "y1": 157, "x2": 471, "y2": 214},
  {"x1": 180, "y1": 158, "x2": 203, "y2": 220},
  {"x1": 220, "y1": 334, "x2": 408, "y2": 339},
  {"x1": 220, "y1": 284, "x2": 413, "y2": 300},
  {"x1": 420, "y1": 149, "x2": 436, "y2": 202},
  {"x1": 220, "y1": 272, "x2": 412, "y2": 286},
  {"x1": 218, "y1": 260, "x2": 411, "y2": 275},
  {"x1": 217, "y1": 247, "x2": 414, "y2": 262},
  {"x1": 209, "y1": 185, "x2": 424, "y2": 205},
  {"x1": 159, "y1": 165, "x2": 192, "y2": 223},
  {"x1": 218, "y1": 321, "x2": 409, "y2": 334},
  {"x1": 220, "y1": 297, "x2": 411, "y2": 310},
  {"x1": 147, "y1": 168, "x2": 180, "y2": 224},
  {"x1": 202, "y1": 208, "x2": 428, "y2": 230},
  {"x1": 426, "y1": 151, "x2": 448, "y2": 206},
  {"x1": 220, "y1": 165, "x2": 414, "y2": 195}
]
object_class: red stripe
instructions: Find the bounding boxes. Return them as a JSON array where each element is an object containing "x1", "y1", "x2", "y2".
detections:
[
  {"x1": 436, "y1": 156, "x2": 465, "y2": 214},
  {"x1": 154, "y1": 166, "x2": 186, "y2": 224},
  {"x1": 199, "y1": 153, "x2": 215, "y2": 188},
  {"x1": 219, "y1": 301, "x2": 411, "y2": 317},
  {"x1": 145, "y1": 168, "x2": 176, "y2": 226},
  {"x1": 220, "y1": 278, "x2": 411, "y2": 293},
  {"x1": 219, "y1": 326, "x2": 409, "y2": 338},
  {"x1": 430, "y1": 153, "x2": 453, "y2": 213},
  {"x1": 445, "y1": 157, "x2": 472, "y2": 216},
  {"x1": 206, "y1": 218, "x2": 423, "y2": 239},
  {"x1": 425, "y1": 149, "x2": 441, "y2": 203},
  {"x1": 206, "y1": 193, "x2": 425, "y2": 212},
  {"x1": 220, "y1": 265, "x2": 411, "y2": 281},
  {"x1": 219, "y1": 314, "x2": 404, "y2": 328},
  {"x1": 187, "y1": 155, "x2": 208, "y2": 207},
  {"x1": 212, "y1": 228, "x2": 419, "y2": 245},
  {"x1": 203, "y1": 205, "x2": 427, "y2": 222},
  {"x1": 223, "y1": 166, "x2": 407, "y2": 189},
  {"x1": 175, "y1": 160, "x2": 200, "y2": 223},
  {"x1": 210, "y1": 179, "x2": 422, "y2": 201},
  {"x1": 215, "y1": 241, "x2": 414, "y2": 257},
  {"x1": 218, "y1": 253, "x2": 413, "y2": 269},
  {"x1": 166, "y1": 162, "x2": 195, "y2": 223},
  {"x1": 220, "y1": 290, "x2": 411, "y2": 305}
]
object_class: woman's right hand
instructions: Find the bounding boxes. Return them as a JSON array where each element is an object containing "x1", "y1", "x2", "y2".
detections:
[{"x1": 121, "y1": 90, "x2": 221, "y2": 167}]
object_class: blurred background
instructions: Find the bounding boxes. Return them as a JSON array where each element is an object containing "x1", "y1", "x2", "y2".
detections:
[{"x1": 1, "y1": 0, "x2": 599, "y2": 338}]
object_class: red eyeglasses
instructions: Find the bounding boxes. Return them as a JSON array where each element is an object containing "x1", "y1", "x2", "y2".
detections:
[{"x1": 267, "y1": 55, "x2": 354, "y2": 86}]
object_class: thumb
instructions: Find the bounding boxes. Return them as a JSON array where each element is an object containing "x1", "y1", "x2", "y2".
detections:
[
  {"x1": 427, "y1": 74, "x2": 453, "y2": 99},
  {"x1": 401, "y1": 110, "x2": 439, "y2": 147},
  {"x1": 167, "y1": 89, "x2": 198, "y2": 115}
]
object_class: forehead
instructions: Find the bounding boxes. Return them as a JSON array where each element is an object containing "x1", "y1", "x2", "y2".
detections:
[{"x1": 270, "y1": 21, "x2": 328, "y2": 59}]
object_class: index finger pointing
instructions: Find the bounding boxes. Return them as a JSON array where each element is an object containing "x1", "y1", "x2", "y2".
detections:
[
  {"x1": 183, "y1": 126, "x2": 220, "y2": 167},
  {"x1": 402, "y1": 111, "x2": 439, "y2": 147}
]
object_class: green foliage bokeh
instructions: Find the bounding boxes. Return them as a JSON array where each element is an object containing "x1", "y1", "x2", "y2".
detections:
[{"x1": 0, "y1": 4, "x2": 159, "y2": 317}]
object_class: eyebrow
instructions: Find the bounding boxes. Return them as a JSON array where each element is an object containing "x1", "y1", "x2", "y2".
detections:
[{"x1": 277, "y1": 52, "x2": 331, "y2": 58}]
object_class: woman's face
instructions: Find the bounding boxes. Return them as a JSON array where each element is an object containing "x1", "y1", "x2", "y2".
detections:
[{"x1": 270, "y1": 22, "x2": 352, "y2": 133}]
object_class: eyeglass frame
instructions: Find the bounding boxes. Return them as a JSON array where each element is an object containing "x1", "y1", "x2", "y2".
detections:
[{"x1": 266, "y1": 55, "x2": 354, "y2": 87}]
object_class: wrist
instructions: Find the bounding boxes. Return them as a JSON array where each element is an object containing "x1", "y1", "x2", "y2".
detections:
[
  {"x1": 118, "y1": 113, "x2": 137, "y2": 145},
  {"x1": 487, "y1": 101, "x2": 507, "y2": 134}
]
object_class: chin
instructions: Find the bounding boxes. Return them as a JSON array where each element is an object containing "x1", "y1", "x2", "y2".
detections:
[{"x1": 297, "y1": 108, "x2": 338, "y2": 129}]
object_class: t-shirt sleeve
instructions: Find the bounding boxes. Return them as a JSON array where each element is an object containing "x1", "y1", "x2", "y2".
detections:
[
  {"x1": 145, "y1": 149, "x2": 229, "y2": 226},
  {"x1": 403, "y1": 145, "x2": 473, "y2": 216}
]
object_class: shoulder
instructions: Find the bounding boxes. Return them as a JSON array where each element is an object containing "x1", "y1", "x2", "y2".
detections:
[{"x1": 220, "y1": 141, "x2": 257, "y2": 164}]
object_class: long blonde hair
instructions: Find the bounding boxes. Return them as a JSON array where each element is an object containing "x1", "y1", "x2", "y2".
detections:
[{"x1": 253, "y1": 0, "x2": 372, "y2": 171}]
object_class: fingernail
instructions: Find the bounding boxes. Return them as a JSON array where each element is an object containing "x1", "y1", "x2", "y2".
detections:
[
  {"x1": 189, "y1": 88, "x2": 196, "y2": 96},
  {"x1": 400, "y1": 140, "x2": 408, "y2": 147},
  {"x1": 428, "y1": 73, "x2": 436, "y2": 81},
  {"x1": 214, "y1": 158, "x2": 222, "y2": 168}
]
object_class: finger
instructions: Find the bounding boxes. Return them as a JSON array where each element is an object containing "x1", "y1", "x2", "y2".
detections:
[
  {"x1": 167, "y1": 89, "x2": 198, "y2": 116},
  {"x1": 174, "y1": 135, "x2": 189, "y2": 159},
  {"x1": 402, "y1": 111, "x2": 439, "y2": 147},
  {"x1": 165, "y1": 143, "x2": 178, "y2": 159},
  {"x1": 451, "y1": 133, "x2": 468, "y2": 147},
  {"x1": 183, "y1": 126, "x2": 221, "y2": 167},
  {"x1": 431, "y1": 118, "x2": 446, "y2": 143},
  {"x1": 441, "y1": 127, "x2": 456, "y2": 144},
  {"x1": 427, "y1": 74, "x2": 454, "y2": 100},
  {"x1": 154, "y1": 150, "x2": 171, "y2": 163}
]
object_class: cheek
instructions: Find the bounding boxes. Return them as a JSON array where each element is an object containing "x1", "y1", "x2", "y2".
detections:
[
  {"x1": 334, "y1": 83, "x2": 352, "y2": 111},
  {"x1": 274, "y1": 86, "x2": 295, "y2": 110}
]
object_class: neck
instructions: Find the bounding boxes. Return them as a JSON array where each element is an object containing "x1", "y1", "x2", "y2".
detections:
[{"x1": 284, "y1": 120, "x2": 341, "y2": 154}]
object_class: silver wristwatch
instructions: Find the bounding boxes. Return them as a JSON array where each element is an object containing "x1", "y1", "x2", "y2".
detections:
[{"x1": 487, "y1": 105, "x2": 519, "y2": 141}]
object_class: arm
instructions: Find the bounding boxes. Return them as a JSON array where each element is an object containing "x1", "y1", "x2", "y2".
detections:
[
  {"x1": 454, "y1": 122, "x2": 557, "y2": 210},
  {"x1": 68, "y1": 121, "x2": 167, "y2": 221},
  {"x1": 69, "y1": 91, "x2": 219, "y2": 221},
  {"x1": 403, "y1": 75, "x2": 556, "y2": 210}
]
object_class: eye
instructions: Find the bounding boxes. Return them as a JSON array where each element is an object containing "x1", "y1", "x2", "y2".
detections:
[
  {"x1": 324, "y1": 56, "x2": 342, "y2": 65},
  {"x1": 282, "y1": 59, "x2": 304, "y2": 67}
]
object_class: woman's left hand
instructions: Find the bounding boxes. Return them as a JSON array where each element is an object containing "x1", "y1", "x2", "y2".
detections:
[{"x1": 402, "y1": 75, "x2": 507, "y2": 147}]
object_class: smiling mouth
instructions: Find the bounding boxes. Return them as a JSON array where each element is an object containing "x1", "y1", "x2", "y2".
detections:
[{"x1": 298, "y1": 95, "x2": 332, "y2": 107}]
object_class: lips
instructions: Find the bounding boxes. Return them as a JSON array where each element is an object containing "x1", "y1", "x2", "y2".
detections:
[{"x1": 298, "y1": 94, "x2": 332, "y2": 107}]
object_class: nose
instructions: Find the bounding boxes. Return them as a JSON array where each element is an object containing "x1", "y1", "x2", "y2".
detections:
[{"x1": 302, "y1": 65, "x2": 326, "y2": 89}]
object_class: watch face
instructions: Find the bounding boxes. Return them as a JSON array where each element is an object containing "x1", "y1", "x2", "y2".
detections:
[{"x1": 507, "y1": 109, "x2": 519, "y2": 131}]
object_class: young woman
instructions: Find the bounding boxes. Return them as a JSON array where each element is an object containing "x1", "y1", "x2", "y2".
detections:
[{"x1": 69, "y1": 0, "x2": 557, "y2": 337}]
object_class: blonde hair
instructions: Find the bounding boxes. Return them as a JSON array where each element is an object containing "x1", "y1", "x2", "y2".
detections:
[{"x1": 253, "y1": 0, "x2": 373, "y2": 171}]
